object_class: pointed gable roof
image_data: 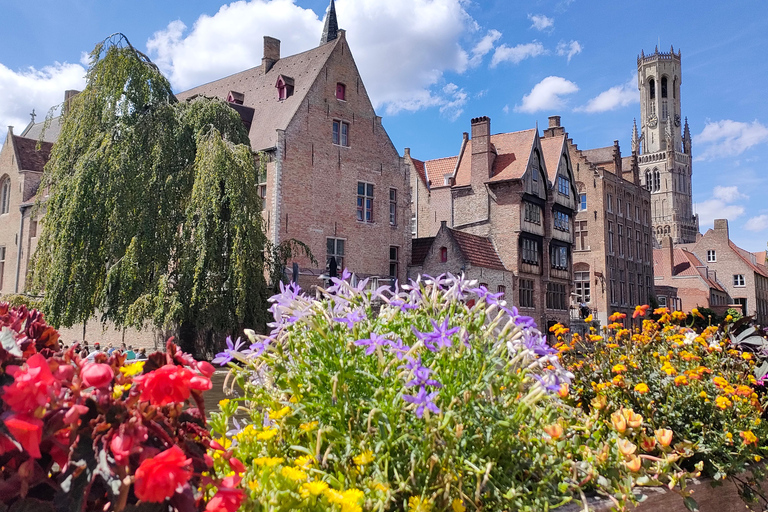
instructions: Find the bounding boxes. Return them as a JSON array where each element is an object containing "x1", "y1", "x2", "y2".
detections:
[
  {"x1": 411, "y1": 237, "x2": 435, "y2": 265},
  {"x1": 424, "y1": 156, "x2": 458, "y2": 187},
  {"x1": 320, "y1": 0, "x2": 339, "y2": 45},
  {"x1": 539, "y1": 134, "x2": 566, "y2": 182},
  {"x1": 449, "y1": 228, "x2": 506, "y2": 271},
  {"x1": 452, "y1": 128, "x2": 536, "y2": 187},
  {"x1": 176, "y1": 38, "x2": 340, "y2": 151},
  {"x1": 13, "y1": 135, "x2": 53, "y2": 172}
]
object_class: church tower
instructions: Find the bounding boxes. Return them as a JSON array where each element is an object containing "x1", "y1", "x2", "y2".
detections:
[{"x1": 635, "y1": 46, "x2": 698, "y2": 244}]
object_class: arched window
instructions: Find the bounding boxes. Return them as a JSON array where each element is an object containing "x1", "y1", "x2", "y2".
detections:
[
  {"x1": 440, "y1": 246, "x2": 448, "y2": 263},
  {"x1": 0, "y1": 176, "x2": 10, "y2": 214},
  {"x1": 648, "y1": 78, "x2": 655, "y2": 100},
  {"x1": 653, "y1": 170, "x2": 660, "y2": 192},
  {"x1": 645, "y1": 170, "x2": 652, "y2": 191},
  {"x1": 661, "y1": 76, "x2": 668, "y2": 98}
]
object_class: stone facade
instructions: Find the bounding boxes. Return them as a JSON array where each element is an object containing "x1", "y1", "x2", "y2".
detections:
[
  {"x1": 635, "y1": 47, "x2": 698, "y2": 244},
  {"x1": 411, "y1": 116, "x2": 577, "y2": 331},
  {"x1": 653, "y1": 236, "x2": 729, "y2": 314},
  {"x1": 680, "y1": 219, "x2": 768, "y2": 323},
  {"x1": 545, "y1": 117, "x2": 655, "y2": 327}
]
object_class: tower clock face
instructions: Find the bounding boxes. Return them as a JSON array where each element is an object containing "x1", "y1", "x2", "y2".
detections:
[
  {"x1": 674, "y1": 114, "x2": 681, "y2": 127},
  {"x1": 648, "y1": 114, "x2": 658, "y2": 128}
]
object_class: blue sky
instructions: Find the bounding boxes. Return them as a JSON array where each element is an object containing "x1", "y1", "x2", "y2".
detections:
[{"x1": 2, "y1": 0, "x2": 768, "y2": 251}]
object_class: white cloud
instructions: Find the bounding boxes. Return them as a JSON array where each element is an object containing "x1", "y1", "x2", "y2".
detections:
[
  {"x1": 514, "y1": 76, "x2": 578, "y2": 114},
  {"x1": 438, "y1": 83, "x2": 467, "y2": 121},
  {"x1": 491, "y1": 42, "x2": 546, "y2": 67},
  {"x1": 0, "y1": 61, "x2": 86, "y2": 142},
  {"x1": 575, "y1": 75, "x2": 638, "y2": 113},
  {"x1": 556, "y1": 40, "x2": 582, "y2": 63},
  {"x1": 745, "y1": 214, "x2": 768, "y2": 232},
  {"x1": 528, "y1": 14, "x2": 554, "y2": 32},
  {"x1": 695, "y1": 185, "x2": 748, "y2": 229},
  {"x1": 468, "y1": 29, "x2": 502, "y2": 67},
  {"x1": 502, "y1": 104, "x2": 509, "y2": 114},
  {"x1": 693, "y1": 119, "x2": 768, "y2": 161},
  {"x1": 147, "y1": 0, "x2": 478, "y2": 116}
]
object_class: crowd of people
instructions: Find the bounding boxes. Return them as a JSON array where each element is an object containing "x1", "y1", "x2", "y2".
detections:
[{"x1": 58, "y1": 341, "x2": 148, "y2": 361}]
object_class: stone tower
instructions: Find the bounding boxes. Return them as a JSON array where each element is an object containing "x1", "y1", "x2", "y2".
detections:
[{"x1": 634, "y1": 46, "x2": 698, "y2": 244}]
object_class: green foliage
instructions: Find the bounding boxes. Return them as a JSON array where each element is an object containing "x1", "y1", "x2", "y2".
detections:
[
  {"x1": 0, "y1": 294, "x2": 43, "y2": 311},
  {"x1": 31, "y1": 34, "x2": 270, "y2": 350}
]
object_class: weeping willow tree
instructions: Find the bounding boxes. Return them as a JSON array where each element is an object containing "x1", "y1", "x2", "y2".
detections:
[{"x1": 31, "y1": 34, "x2": 275, "y2": 355}]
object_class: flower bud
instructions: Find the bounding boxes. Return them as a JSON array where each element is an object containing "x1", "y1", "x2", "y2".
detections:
[{"x1": 81, "y1": 363, "x2": 114, "y2": 388}]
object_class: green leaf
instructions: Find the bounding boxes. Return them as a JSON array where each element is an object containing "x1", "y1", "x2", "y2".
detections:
[{"x1": 683, "y1": 496, "x2": 699, "y2": 511}]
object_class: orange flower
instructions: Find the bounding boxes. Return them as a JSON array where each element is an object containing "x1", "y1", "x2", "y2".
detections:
[
  {"x1": 741, "y1": 430, "x2": 758, "y2": 446},
  {"x1": 584, "y1": 314, "x2": 593, "y2": 323},
  {"x1": 625, "y1": 455, "x2": 642, "y2": 472},
  {"x1": 617, "y1": 438, "x2": 637, "y2": 456},
  {"x1": 653, "y1": 307, "x2": 669, "y2": 315},
  {"x1": 608, "y1": 312, "x2": 627, "y2": 322},
  {"x1": 544, "y1": 424, "x2": 564, "y2": 439},
  {"x1": 557, "y1": 383, "x2": 569, "y2": 398},
  {"x1": 634, "y1": 383, "x2": 649, "y2": 394},
  {"x1": 633, "y1": 305, "x2": 650, "y2": 319},
  {"x1": 640, "y1": 436, "x2": 656, "y2": 452},
  {"x1": 655, "y1": 429, "x2": 673, "y2": 447},
  {"x1": 623, "y1": 409, "x2": 643, "y2": 428},
  {"x1": 691, "y1": 308, "x2": 705, "y2": 319},
  {"x1": 673, "y1": 375, "x2": 689, "y2": 386},
  {"x1": 611, "y1": 410, "x2": 627, "y2": 433},
  {"x1": 612, "y1": 364, "x2": 627, "y2": 374}
]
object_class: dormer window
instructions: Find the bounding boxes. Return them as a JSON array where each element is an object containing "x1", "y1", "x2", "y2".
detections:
[
  {"x1": 226, "y1": 91, "x2": 244, "y2": 105},
  {"x1": 275, "y1": 75, "x2": 295, "y2": 101},
  {"x1": 336, "y1": 83, "x2": 346, "y2": 101}
]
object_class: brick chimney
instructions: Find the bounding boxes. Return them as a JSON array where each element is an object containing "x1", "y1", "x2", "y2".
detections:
[
  {"x1": 549, "y1": 115, "x2": 560, "y2": 128},
  {"x1": 63, "y1": 90, "x2": 80, "y2": 115},
  {"x1": 661, "y1": 236, "x2": 675, "y2": 277},
  {"x1": 713, "y1": 219, "x2": 729, "y2": 240},
  {"x1": 470, "y1": 116, "x2": 493, "y2": 181},
  {"x1": 262, "y1": 36, "x2": 281, "y2": 74}
]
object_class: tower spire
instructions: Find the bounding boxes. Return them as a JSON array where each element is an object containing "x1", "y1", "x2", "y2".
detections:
[
  {"x1": 631, "y1": 118, "x2": 640, "y2": 154},
  {"x1": 683, "y1": 117, "x2": 692, "y2": 154},
  {"x1": 320, "y1": 0, "x2": 339, "y2": 45}
]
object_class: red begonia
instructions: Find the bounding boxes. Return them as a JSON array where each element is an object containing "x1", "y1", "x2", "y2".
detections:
[
  {"x1": 134, "y1": 445, "x2": 192, "y2": 503},
  {"x1": 2, "y1": 353, "x2": 57, "y2": 413},
  {"x1": 135, "y1": 364, "x2": 211, "y2": 406}
]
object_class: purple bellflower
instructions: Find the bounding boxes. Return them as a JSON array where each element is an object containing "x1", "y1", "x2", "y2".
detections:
[
  {"x1": 402, "y1": 387, "x2": 441, "y2": 418},
  {"x1": 354, "y1": 332, "x2": 390, "y2": 355},
  {"x1": 413, "y1": 317, "x2": 459, "y2": 352},
  {"x1": 212, "y1": 336, "x2": 246, "y2": 366}
]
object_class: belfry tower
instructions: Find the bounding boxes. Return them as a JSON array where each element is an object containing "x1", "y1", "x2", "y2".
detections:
[{"x1": 634, "y1": 46, "x2": 698, "y2": 244}]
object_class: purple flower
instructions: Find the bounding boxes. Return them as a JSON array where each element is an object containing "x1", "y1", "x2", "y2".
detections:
[
  {"x1": 333, "y1": 307, "x2": 366, "y2": 329},
  {"x1": 523, "y1": 331, "x2": 556, "y2": 357},
  {"x1": 413, "y1": 318, "x2": 459, "y2": 352},
  {"x1": 244, "y1": 336, "x2": 273, "y2": 358},
  {"x1": 388, "y1": 297, "x2": 419, "y2": 312},
  {"x1": 387, "y1": 338, "x2": 411, "y2": 360},
  {"x1": 405, "y1": 365, "x2": 442, "y2": 389},
  {"x1": 402, "y1": 386, "x2": 441, "y2": 418},
  {"x1": 226, "y1": 417, "x2": 243, "y2": 437},
  {"x1": 354, "y1": 332, "x2": 390, "y2": 355},
  {"x1": 212, "y1": 336, "x2": 245, "y2": 366},
  {"x1": 469, "y1": 285, "x2": 504, "y2": 306},
  {"x1": 501, "y1": 305, "x2": 537, "y2": 329},
  {"x1": 532, "y1": 373, "x2": 562, "y2": 393}
]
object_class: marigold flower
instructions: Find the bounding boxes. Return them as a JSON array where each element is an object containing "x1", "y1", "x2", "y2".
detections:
[
  {"x1": 655, "y1": 428, "x2": 673, "y2": 447},
  {"x1": 3, "y1": 353, "x2": 58, "y2": 413},
  {"x1": 633, "y1": 305, "x2": 650, "y2": 318},
  {"x1": 661, "y1": 362, "x2": 677, "y2": 376},
  {"x1": 715, "y1": 396, "x2": 733, "y2": 410},
  {"x1": 353, "y1": 450, "x2": 375, "y2": 466},
  {"x1": 634, "y1": 383, "x2": 649, "y2": 394},
  {"x1": 612, "y1": 364, "x2": 627, "y2": 374},
  {"x1": 617, "y1": 438, "x2": 637, "y2": 456},
  {"x1": 736, "y1": 385, "x2": 753, "y2": 397},
  {"x1": 673, "y1": 375, "x2": 689, "y2": 386},
  {"x1": 625, "y1": 455, "x2": 642, "y2": 472},
  {"x1": 134, "y1": 445, "x2": 192, "y2": 503},
  {"x1": 609, "y1": 312, "x2": 627, "y2": 322},
  {"x1": 654, "y1": 307, "x2": 669, "y2": 315},
  {"x1": 544, "y1": 424, "x2": 564, "y2": 439},
  {"x1": 741, "y1": 430, "x2": 758, "y2": 446},
  {"x1": 691, "y1": 308, "x2": 705, "y2": 319},
  {"x1": 584, "y1": 314, "x2": 593, "y2": 323}
]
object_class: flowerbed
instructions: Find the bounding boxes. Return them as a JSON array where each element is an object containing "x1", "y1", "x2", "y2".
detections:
[{"x1": 0, "y1": 303, "x2": 238, "y2": 511}]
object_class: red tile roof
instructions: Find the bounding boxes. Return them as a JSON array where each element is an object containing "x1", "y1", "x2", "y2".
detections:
[
  {"x1": 730, "y1": 241, "x2": 768, "y2": 277},
  {"x1": 653, "y1": 247, "x2": 726, "y2": 292},
  {"x1": 411, "y1": 237, "x2": 435, "y2": 265},
  {"x1": 424, "y1": 156, "x2": 458, "y2": 187},
  {"x1": 13, "y1": 136, "x2": 53, "y2": 172},
  {"x1": 539, "y1": 135, "x2": 565, "y2": 182},
  {"x1": 411, "y1": 158, "x2": 427, "y2": 187},
  {"x1": 453, "y1": 129, "x2": 536, "y2": 187},
  {"x1": 449, "y1": 228, "x2": 506, "y2": 271}
]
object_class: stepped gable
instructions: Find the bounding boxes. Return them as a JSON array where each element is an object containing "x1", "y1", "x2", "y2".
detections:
[
  {"x1": 453, "y1": 128, "x2": 536, "y2": 187},
  {"x1": 13, "y1": 136, "x2": 53, "y2": 172},
  {"x1": 176, "y1": 38, "x2": 340, "y2": 151},
  {"x1": 449, "y1": 228, "x2": 506, "y2": 271},
  {"x1": 411, "y1": 237, "x2": 435, "y2": 265}
]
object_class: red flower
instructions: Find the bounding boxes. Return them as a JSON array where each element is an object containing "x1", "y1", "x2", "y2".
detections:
[
  {"x1": 5, "y1": 414, "x2": 43, "y2": 459},
  {"x1": 110, "y1": 423, "x2": 147, "y2": 465},
  {"x1": 205, "y1": 475, "x2": 245, "y2": 512},
  {"x1": 633, "y1": 304, "x2": 650, "y2": 319},
  {"x1": 3, "y1": 353, "x2": 58, "y2": 413},
  {"x1": 197, "y1": 361, "x2": 216, "y2": 378},
  {"x1": 81, "y1": 363, "x2": 114, "y2": 388},
  {"x1": 135, "y1": 365, "x2": 212, "y2": 406},
  {"x1": 134, "y1": 445, "x2": 192, "y2": 503},
  {"x1": 228, "y1": 457, "x2": 245, "y2": 474}
]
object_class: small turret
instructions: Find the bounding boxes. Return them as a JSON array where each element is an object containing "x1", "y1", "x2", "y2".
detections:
[
  {"x1": 683, "y1": 117, "x2": 692, "y2": 155},
  {"x1": 320, "y1": 0, "x2": 339, "y2": 45},
  {"x1": 631, "y1": 118, "x2": 640, "y2": 154}
]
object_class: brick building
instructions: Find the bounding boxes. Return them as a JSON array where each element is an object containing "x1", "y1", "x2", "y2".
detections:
[
  {"x1": 175, "y1": 2, "x2": 411, "y2": 289},
  {"x1": 544, "y1": 116, "x2": 655, "y2": 326},
  {"x1": 410, "y1": 116, "x2": 577, "y2": 330},
  {"x1": 680, "y1": 219, "x2": 768, "y2": 323},
  {"x1": 653, "y1": 237, "x2": 728, "y2": 314}
]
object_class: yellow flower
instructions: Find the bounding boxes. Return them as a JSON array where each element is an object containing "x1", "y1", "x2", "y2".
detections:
[
  {"x1": 300, "y1": 421, "x2": 318, "y2": 432},
  {"x1": 452, "y1": 499, "x2": 466, "y2": 512},
  {"x1": 624, "y1": 455, "x2": 642, "y2": 472},
  {"x1": 673, "y1": 375, "x2": 689, "y2": 386},
  {"x1": 715, "y1": 396, "x2": 733, "y2": 410},
  {"x1": 300, "y1": 480, "x2": 328, "y2": 497},
  {"x1": 281, "y1": 465, "x2": 308, "y2": 482},
  {"x1": 584, "y1": 314, "x2": 593, "y2": 323},
  {"x1": 692, "y1": 308, "x2": 705, "y2": 319},
  {"x1": 256, "y1": 428, "x2": 279, "y2": 441},
  {"x1": 294, "y1": 455, "x2": 315, "y2": 467},
  {"x1": 634, "y1": 383, "x2": 649, "y2": 394},
  {"x1": 353, "y1": 450, "x2": 375, "y2": 466},
  {"x1": 611, "y1": 410, "x2": 627, "y2": 433},
  {"x1": 699, "y1": 391, "x2": 708, "y2": 399},
  {"x1": 253, "y1": 456, "x2": 284, "y2": 467},
  {"x1": 623, "y1": 408, "x2": 643, "y2": 428},
  {"x1": 408, "y1": 496, "x2": 433, "y2": 512},
  {"x1": 557, "y1": 383, "x2": 569, "y2": 397},
  {"x1": 326, "y1": 489, "x2": 365, "y2": 512},
  {"x1": 742, "y1": 353, "x2": 753, "y2": 360},
  {"x1": 112, "y1": 384, "x2": 131, "y2": 399},
  {"x1": 655, "y1": 428, "x2": 673, "y2": 447},
  {"x1": 741, "y1": 430, "x2": 758, "y2": 446},
  {"x1": 269, "y1": 406, "x2": 291, "y2": 420},
  {"x1": 661, "y1": 362, "x2": 677, "y2": 376},
  {"x1": 725, "y1": 314, "x2": 733, "y2": 322},
  {"x1": 218, "y1": 399, "x2": 230, "y2": 409},
  {"x1": 612, "y1": 364, "x2": 627, "y2": 374},
  {"x1": 120, "y1": 361, "x2": 145, "y2": 377}
]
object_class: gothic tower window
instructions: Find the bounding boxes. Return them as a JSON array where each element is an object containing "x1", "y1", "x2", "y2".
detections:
[
  {"x1": 661, "y1": 76, "x2": 668, "y2": 98},
  {"x1": 653, "y1": 170, "x2": 660, "y2": 192},
  {"x1": 648, "y1": 78, "x2": 655, "y2": 100}
]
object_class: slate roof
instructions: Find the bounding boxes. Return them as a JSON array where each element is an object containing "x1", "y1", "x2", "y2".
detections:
[
  {"x1": 453, "y1": 129, "x2": 536, "y2": 187},
  {"x1": 424, "y1": 156, "x2": 457, "y2": 187},
  {"x1": 581, "y1": 146, "x2": 614, "y2": 165},
  {"x1": 411, "y1": 237, "x2": 435, "y2": 265},
  {"x1": 449, "y1": 228, "x2": 506, "y2": 271},
  {"x1": 539, "y1": 134, "x2": 565, "y2": 182},
  {"x1": 176, "y1": 38, "x2": 340, "y2": 151},
  {"x1": 13, "y1": 136, "x2": 53, "y2": 172},
  {"x1": 20, "y1": 117, "x2": 63, "y2": 144}
]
